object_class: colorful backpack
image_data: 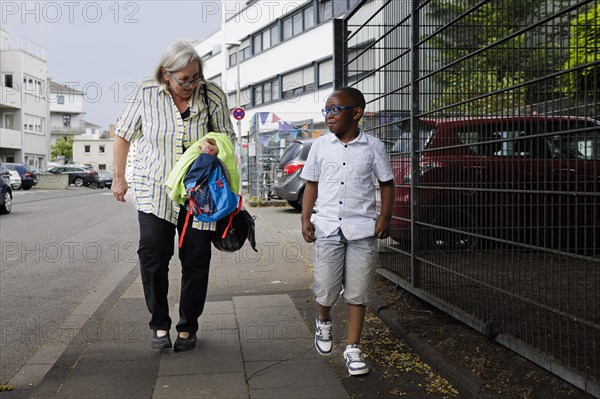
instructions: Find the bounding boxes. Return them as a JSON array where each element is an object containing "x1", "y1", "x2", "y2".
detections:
[{"x1": 179, "y1": 153, "x2": 241, "y2": 248}]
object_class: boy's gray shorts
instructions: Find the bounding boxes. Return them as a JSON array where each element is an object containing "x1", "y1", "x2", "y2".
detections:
[{"x1": 313, "y1": 228, "x2": 378, "y2": 307}]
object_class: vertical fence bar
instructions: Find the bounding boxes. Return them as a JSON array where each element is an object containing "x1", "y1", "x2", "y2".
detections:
[{"x1": 410, "y1": 0, "x2": 421, "y2": 289}]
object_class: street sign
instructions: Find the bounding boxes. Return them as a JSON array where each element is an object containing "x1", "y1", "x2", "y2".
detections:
[{"x1": 232, "y1": 107, "x2": 245, "y2": 120}]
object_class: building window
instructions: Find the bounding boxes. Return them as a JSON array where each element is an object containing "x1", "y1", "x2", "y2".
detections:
[
  {"x1": 253, "y1": 35, "x2": 262, "y2": 54},
  {"x1": 84, "y1": 145, "x2": 91, "y2": 153},
  {"x1": 4, "y1": 114, "x2": 14, "y2": 130},
  {"x1": 24, "y1": 114, "x2": 44, "y2": 134},
  {"x1": 3, "y1": 74, "x2": 13, "y2": 88},
  {"x1": 228, "y1": 49, "x2": 237, "y2": 68},
  {"x1": 57, "y1": 95, "x2": 64, "y2": 105},
  {"x1": 250, "y1": 78, "x2": 280, "y2": 107},
  {"x1": 23, "y1": 75, "x2": 43, "y2": 96},
  {"x1": 63, "y1": 115, "x2": 71, "y2": 127},
  {"x1": 270, "y1": 25, "x2": 280, "y2": 46},
  {"x1": 262, "y1": 29, "x2": 271, "y2": 50},
  {"x1": 319, "y1": 0, "x2": 334, "y2": 21},
  {"x1": 282, "y1": 66, "x2": 315, "y2": 98},
  {"x1": 318, "y1": 59, "x2": 333, "y2": 87},
  {"x1": 282, "y1": 17, "x2": 293, "y2": 40},
  {"x1": 292, "y1": 11, "x2": 303, "y2": 35},
  {"x1": 241, "y1": 88, "x2": 251, "y2": 108},
  {"x1": 263, "y1": 82, "x2": 272, "y2": 103},
  {"x1": 240, "y1": 39, "x2": 251, "y2": 61},
  {"x1": 99, "y1": 145, "x2": 105, "y2": 154},
  {"x1": 254, "y1": 86, "x2": 263, "y2": 105},
  {"x1": 272, "y1": 79, "x2": 280, "y2": 100},
  {"x1": 304, "y1": 5, "x2": 315, "y2": 29}
]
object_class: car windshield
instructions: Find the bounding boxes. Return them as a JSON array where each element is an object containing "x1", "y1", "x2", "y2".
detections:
[{"x1": 391, "y1": 129, "x2": 435, "y2": 154}]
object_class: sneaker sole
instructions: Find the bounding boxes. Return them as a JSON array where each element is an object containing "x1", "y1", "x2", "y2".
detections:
[
  {"x1": 348, "y1": 367, "x2": 369, "y2": 376},
  {"x1": 314, "y1": 338, "x2": 333, "y2": 356}
]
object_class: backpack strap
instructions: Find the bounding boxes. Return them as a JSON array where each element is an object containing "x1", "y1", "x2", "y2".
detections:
[
  {"x1": 179, "y1": 197, "x2": 196, "y2": 248},
  {"x1": 202, "y1": 84, "x2": 214, "y2": 132},
  {"x1": 221, "y1": 195, "x2": 243, "y2": 239}
]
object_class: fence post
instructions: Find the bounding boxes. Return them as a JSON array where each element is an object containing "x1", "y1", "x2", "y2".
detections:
[
  {"x1": 410, "y1": 0, "x2": 421, "y2": 289},
  {"x1": 333, "y1": 18, "x2": 346, "y2": 89}
]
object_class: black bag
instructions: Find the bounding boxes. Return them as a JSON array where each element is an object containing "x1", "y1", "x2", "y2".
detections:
[{"x1": 212, "y1": 207, "x2": 257, "y2": 252}]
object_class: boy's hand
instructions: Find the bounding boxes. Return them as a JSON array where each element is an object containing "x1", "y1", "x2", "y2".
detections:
[
  {"x1": 375, "y1": 215, "x2": 391, "y2": 239},
  {"x1": 302, "y1": 220, "x2": 316, "y2": 243}
]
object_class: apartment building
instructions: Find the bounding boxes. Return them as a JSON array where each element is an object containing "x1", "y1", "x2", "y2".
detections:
[
  {"x1": 0, "y1": 28, "x2": 50, "y2": 168},
  {"x1": 194, "y1": 0, "x2": 361, "y2": 191},
  {"x1": 48, "y1": 81, "x2": 86, "y2": 145}
]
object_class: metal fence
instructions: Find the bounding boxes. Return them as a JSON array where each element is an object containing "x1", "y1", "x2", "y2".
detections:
[
  {"x1": 337, "y1": 0, "x2": 599, "y2": 396},
  {"x1": 245, "y1": 112, "x2": 326, "y2": 199}
]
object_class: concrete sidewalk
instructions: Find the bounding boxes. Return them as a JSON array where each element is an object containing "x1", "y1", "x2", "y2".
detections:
[{"x1": 6, "y1": 206, "x2": 461, "y2": 399}]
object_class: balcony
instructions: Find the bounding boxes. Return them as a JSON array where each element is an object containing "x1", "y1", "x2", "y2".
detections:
[
  {"x1": 0, "y1": 85, "x2": 21, "y2": 109},
  {"x1": 50, "y1": 125, "x2": 86, "y2": 135},
  {"x1": 0, "y1": 128, "x2": 22, "y2": 149}
]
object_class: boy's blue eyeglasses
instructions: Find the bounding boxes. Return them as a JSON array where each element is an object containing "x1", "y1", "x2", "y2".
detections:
[
  {"x1": 167, "y1": 70, "x2": 203, "y2": 87},
  {"x1": 321, "y1": 105, "x2": 356, "y2": 117}
]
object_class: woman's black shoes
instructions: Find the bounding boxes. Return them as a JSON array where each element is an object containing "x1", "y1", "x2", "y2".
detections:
[
  {"x1": 152, "y1": 330, "x2": 172, "y2": 349},
  {"x1": 174, "y1": 333, "x2": 197, "y2": 352}
]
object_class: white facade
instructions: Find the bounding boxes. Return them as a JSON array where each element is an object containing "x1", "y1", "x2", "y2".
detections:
[
  {"x1": 195, "y1": 0, "x2": 361, "y2": 150},
  {"x1": 72, "y1": 137, "x2": 114, "y2": 170},
  {"x1": 0, "y1": 28, "x2": 50, "y2": 168},
  {"x1": 48, "y1": 81, "x2": 86, "y2": 145},
  {"x1": 84, "y1": 122, "x2": 103, "y2": 139}
]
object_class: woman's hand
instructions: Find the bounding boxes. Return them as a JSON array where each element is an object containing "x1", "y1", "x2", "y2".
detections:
[
  {"x1": 201, "y1": 138, "x2": 218, "y2": 155},
  {"x1": 112, "y1": 179, "x2": 129, "y2": 202}
]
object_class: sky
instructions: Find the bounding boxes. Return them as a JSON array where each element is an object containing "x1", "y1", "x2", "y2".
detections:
[{"x1": 1, "y1": 0, "x2": 223, "y2": 130}]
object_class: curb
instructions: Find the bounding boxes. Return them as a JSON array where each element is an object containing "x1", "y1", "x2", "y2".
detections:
[{"x1": 368, "y1": 296, "x2": 504, "y2": 399}]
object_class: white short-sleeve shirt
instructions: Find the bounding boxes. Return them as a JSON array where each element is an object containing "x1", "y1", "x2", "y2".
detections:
[{"x1": 300, "y1": 130, "x2": 394, "y2": 240}]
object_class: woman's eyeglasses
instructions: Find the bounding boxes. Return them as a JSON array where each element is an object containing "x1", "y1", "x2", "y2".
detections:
[
  {"x1": 167, "y1": 70, "x2": 203, "y2": 87},
  {"x1": 321, "y1": 105, "x2": 356, "y2": 117}
]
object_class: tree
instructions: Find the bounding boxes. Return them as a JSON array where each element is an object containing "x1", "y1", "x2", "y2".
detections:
[
  {"x1": 563, "y1": 4, "x2": 599, "y2": 101},
  {"x1": 426, "y1": 0, "x2": 571, "y2": 114},
  {"x1": 50, "y1": 136, "x2": 73, "y2": 161}
]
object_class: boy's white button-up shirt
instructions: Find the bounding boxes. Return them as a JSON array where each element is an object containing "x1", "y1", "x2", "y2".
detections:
[{"x1": 300, "y1": 130, "x2": 394, "y2": 240}]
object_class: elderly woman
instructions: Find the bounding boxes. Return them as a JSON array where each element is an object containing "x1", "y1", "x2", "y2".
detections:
[{"x1": 112, "y1": 41, "x2": 234, "y2": 352}]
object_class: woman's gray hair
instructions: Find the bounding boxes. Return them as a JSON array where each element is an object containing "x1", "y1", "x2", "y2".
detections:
[{"x1": 154, "y1": 40, "x2": 204, "y2": 85}]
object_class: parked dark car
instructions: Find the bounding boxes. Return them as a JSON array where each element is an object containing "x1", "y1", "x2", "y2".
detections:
[
  {"x1": 3, "y1": 163, "x2": 38, "y2": 190},
  {"x1": 97, "y1": 170, "x2": 113, "y2": 189},
  {"x1": 47, "y1": 165, "x2": 99, "y2": 187},
  {"x1": 390, "y1": 115, "x2": 600, "y2": 252},
  {"x1": 0, "y1": 172, "x2": 13, "y2": 214},
  {"x1": 273, "y1": 139, "x2": 314, "y2": 210}
]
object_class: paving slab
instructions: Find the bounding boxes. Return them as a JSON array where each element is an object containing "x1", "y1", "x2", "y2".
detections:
[{"x1": 153, "y1": 373, "x2": 248, "y2": 399}]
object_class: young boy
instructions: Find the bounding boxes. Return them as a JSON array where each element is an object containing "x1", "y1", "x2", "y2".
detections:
[{"x1": 300, "y1": 87, "x2": 395, "y2": 375}]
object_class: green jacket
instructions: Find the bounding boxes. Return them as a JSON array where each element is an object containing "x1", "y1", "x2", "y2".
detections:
[{"x1": 165, "y1": 133, "x2": 240, "y2": 205}]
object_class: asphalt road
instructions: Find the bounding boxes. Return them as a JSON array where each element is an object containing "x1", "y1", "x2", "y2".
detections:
[{"x1": 0, "y1": 187, "x2": 139, "y2": 383}]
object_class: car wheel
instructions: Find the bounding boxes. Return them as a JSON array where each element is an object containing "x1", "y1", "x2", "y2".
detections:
[
  {"x1": 424, "y1": 208, "x2": 478, "y2": 251},
  {"x1": 287, "y1": 200, "x2": 302, "y2": 210},
  {"x1": 74, "y1": 177, "x2": 84, "y2": 187},
  {"x1": 22, "y1": 184, "x2": 31, "y2": 190},
  {"x1": 0, "y1": 192, "x2": 12, "y2": 214}
]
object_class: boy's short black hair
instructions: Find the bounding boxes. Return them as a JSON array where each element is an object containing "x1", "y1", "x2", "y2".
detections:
[{"x1": 333, "y1": 87, "x2": 366, "y2": 109}]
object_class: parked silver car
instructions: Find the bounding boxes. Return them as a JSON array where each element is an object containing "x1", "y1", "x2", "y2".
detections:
[{"x1": 272, "y1": 139, "x2": 314, "y2": 210}]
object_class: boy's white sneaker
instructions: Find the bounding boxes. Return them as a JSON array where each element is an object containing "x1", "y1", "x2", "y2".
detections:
[
  {"x1": 315, "y1": 316, "x2": 333, "y2": 355},
  {"x1": 343, "y1": 344, "x2": 369, "y2": 375}
]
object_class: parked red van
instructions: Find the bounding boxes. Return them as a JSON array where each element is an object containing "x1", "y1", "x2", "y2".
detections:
[{"x1": 390, "y1": 115, "x2": 600, "y2": 253}]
